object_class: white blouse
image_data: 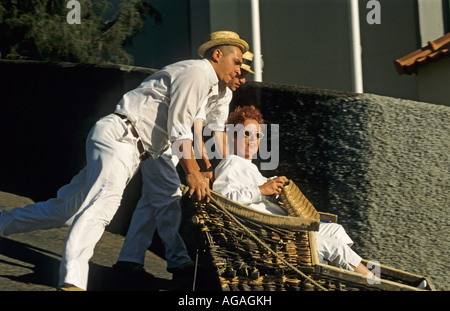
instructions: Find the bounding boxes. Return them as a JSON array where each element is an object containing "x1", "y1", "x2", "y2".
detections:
[{"x1": 213, "y1": 155, "x2": 287, "y2": 215}]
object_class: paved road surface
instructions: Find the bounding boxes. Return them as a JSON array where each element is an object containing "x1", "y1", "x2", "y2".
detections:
[{"x1": 0, "y1": 191, "x2": 173, "y2": 291}]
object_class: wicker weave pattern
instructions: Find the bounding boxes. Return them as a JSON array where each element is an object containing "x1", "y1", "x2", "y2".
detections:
[
  {"x1": 187, "y1": 191, "x2": 433, "y2": 291},
  {"x1": 279, "y1": 180, "x2": 320, "y2": 220},
  {"x1": 194, "y1": 201, "x2": 376, "y2": 291},
  {"x1": 181, "y1": 185, "x2": 434, "y2": 291},
  {"x1": 194, "y1": 200, "x2": 317, "y2": 290}
]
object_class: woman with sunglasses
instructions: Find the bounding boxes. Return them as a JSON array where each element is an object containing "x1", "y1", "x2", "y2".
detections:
[
  {"x1": 213, "y1": 105, "x2": 288, "y2": 215},
  {"x1": 213, "y1": 106, "x2": 376, "y2": 279}
]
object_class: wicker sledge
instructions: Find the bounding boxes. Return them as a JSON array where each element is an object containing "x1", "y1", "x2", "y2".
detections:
[{"x1": 181, "y1": 181, "x2": 435, "y2": 291}]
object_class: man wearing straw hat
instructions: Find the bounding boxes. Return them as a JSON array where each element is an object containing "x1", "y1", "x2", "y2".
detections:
[
  {"x1": 0, "y1": 31, "x2": 248, "y2": 291},
  {"x1": 196, "y1": 50, "x2": 255, "y2": 163},
  {"x1": 113, "y1": 42, "x2": 255, "y2": 286}
]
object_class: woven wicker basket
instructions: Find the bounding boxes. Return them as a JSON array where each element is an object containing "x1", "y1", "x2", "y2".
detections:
[
  {"x1": 182, "y1": 186, "x2": 434, "y2": 291},
  {"x1": 193, "y1": 197, "x2": 319, "y2": 291},
  {"x1": 278, "y1": 179, "x2": 320, "y2": 220}
]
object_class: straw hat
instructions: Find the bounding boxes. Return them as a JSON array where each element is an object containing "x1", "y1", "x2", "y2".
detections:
[
  {"x1": 197, "y1": 31, "x2": 249, "y2": 57},
  {"x1": 241, "y1": 51, "x2": 255, "y2": 74}
]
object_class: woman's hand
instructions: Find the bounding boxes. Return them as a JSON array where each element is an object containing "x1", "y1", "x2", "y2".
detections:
[{"x1": 259, "y1": 176, "x2": 288, "y2": 196}]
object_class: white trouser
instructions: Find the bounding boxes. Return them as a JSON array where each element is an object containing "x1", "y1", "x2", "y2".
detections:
[
  {"x1": 0, "y1": 114, "x2": 141, "y2": 290},
  {"x1": 316, "y1": 222, "x2": 362, "y2": 271},
  {"x1": 118, "y1": 148, "x2": 191, "y2": 269}
]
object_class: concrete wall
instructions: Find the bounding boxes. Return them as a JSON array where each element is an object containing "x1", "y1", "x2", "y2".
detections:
[
  {"x1": 208, "y1": 0, "x2": 421, "y2": 100},
  {"x1": 231, "y1": 82, "x2": 450, "y2": 290},
  {"x1": 115, "y1": 0, "x2": 422, "y2": 101},
  {"x1": 0, "y1": 60, "x2": 156, "y2": 234},
  {"x1": 0, "y1": 60, "x2": 448, "y2": 290},
  {"x1": 123, "y1": 0, "x2": 195, "y2": 68},
  {"x1": 417, "y1": 56, "x2": 450, "y2": 107}
]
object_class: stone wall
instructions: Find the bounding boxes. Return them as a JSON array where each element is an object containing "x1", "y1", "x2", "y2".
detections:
[
  {"x1": 231, "y1": 82, "x2": 450, "y2": 290},
  {"x1": 0, "y1": 61, "x2": 448, "y2": 290}
]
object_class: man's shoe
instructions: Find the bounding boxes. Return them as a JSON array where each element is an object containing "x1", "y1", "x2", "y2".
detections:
[
  {"x1": 167, "y1": 261, "x2": 196, "y2": 275},
  {"x1": 167, "y1": 261, "x2": 197, "y2": 290},
  {"x1": 113, "y1": 261, "x2": 155, "y2": 282}
]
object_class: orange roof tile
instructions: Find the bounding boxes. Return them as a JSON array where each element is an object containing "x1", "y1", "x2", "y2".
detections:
[{"x1": 394, "y1": 32, "x2": 450, "y2": 75}]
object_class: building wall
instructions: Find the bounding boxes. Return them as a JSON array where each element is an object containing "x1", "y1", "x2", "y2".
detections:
[
  {"x1": 123, "y1": 0, "x2": 448, "y2": 105},
  {"x1": 124, "y1": 0, "x2": 193, "y2": 69},
  {"x1": 208, "y1": 0, "x2": 421, "y2": 101},
  {"x1": 359, "y1": 0, "x2": 421, "y2": 100},
  {"x1": 417, "y1": 56, "x2": 450, "y2": 106},
  {"x1": 417, "y1": 0, "x2": 447, "y2": 46},
  {"x1": 122, "y1": 0, "x2": 448, "y2": 106},
  {"x1": 122, "y1": 0, "x2": 212, "y2": 69}
]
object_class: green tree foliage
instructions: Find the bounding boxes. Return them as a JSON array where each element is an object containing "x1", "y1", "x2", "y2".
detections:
[{"x1": 0, "y1": 0, "x2": 161, "y2": 64}]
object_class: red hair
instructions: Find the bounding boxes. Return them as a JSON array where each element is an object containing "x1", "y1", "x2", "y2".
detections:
[{"x1": 226, "y1": 106, "x2": 264, "y2": 126}]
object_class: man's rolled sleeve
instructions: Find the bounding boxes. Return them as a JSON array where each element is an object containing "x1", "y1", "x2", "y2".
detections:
[
  {"x1": 170, "y1": 123, "x2": 194, "y2": 142},
  {"x1": 204, "y1": 97, "x2": 230, "y2": 132}
]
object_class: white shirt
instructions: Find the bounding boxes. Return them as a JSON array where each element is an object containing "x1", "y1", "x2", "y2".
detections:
[
  {"x1": 115, "y1": 58, "x2": 219, "y2": 158},
  {"x1": 213, "y1": 155, "x2": 287, "y2": 215}
]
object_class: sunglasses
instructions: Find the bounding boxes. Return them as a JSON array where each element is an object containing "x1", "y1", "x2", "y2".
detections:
[{"x1": 243, "y1": 130, "x2": 264, "y2": 139}]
